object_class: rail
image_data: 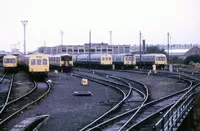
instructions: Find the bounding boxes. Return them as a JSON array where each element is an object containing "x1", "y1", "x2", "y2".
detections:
[{"x1": 153, "y1": 83, "x2": 200, "y2": 131}]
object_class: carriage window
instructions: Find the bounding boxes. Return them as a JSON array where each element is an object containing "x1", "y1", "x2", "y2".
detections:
[
  {"x1": 102, "y1": 57, "x2": 105, "y2": 60},
  {"x1": 61, "y1": 56, "x2": 72, "y2": 61},
  {"x1": 31, "y1": 59, "x2": 36, "y2": 65},
  {"x1": 37, "y1": 59, "x2": 42, "y2": 65},
  {"x1": 43, "y1": 59, "x2": 47, "y2": 65}
]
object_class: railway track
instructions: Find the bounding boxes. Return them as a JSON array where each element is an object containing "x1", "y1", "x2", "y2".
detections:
[
  {"x1": 73, "y1": 69, "x2": 195, "y2": 130},
  {"x1": 0, "y1": 80, "x2": 52, "y2": 129},
  {"x1": 0, "y1": 73, "x2": 14, "y2": 115},
  {"x1": 72, "y1": 70, "x2": 148, "y2": 131},
  {"x1": 153, "y1": 82, "x2": 200, "y2": 131}
]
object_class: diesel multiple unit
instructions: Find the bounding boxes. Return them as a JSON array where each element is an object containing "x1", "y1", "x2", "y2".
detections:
[
  {"x1": 112, "y1": 54, "x2": 136, "y2": 69},
  {"x1": 24, "y1": 53, "x2": 49, "y2": 77},
  {"x1": 2, "y1": 52, "x2": 167, "y2": 75},
  {"x1": 73, "y1": 54, "x2": 113, "y2": 69},
  {"x1": 135, "y1": 53, "x2": 167, "y2": 69},
  {"x1": 48, "y1": 54, "x2": 73, "y2": 72},
  {"x1": 3, "y1": 55, "x2": 18, "y2": 71}
]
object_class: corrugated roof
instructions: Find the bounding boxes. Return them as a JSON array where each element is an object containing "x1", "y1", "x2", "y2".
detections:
[{"x1": 165, "y1": 49, "x2": 189, "y2": 53}]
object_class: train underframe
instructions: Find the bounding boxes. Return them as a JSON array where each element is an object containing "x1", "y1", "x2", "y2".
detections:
[
  {"x1": 50, "y1": 65, "x2": 73, "y2": 72},
  {"x1": 74, "y1": 62, "x2": 112, "y2": 70},
  {"x1": 29, "y1": 72, "x2": 48, "y2": 79},
  {"x1": 4, "y1": 67, "x2": 18, "y2": 73},
  {"x1": 136, "y1": 62, "x2": 165, "y2": 70},
  {"x1": 113, "y1": 63, "x2": 135, "y2": 70}
]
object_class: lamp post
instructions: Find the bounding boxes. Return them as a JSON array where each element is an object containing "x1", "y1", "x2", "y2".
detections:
[
  {"x1": 21, "y1": 20, "x2": 28, "y2": 55},
  {"x1": 60, "y1": 30, "x2": 64, "y2": 45}
]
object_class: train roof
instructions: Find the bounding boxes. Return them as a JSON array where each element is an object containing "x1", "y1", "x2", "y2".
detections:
[
  {"x1": 75, "y1": 54, "x2": 112, "y2": 58},
  {"x1": 3, "y1": 54, "x2": 17, "y2": 58},
  {"x1": 48, "y1": 53, "x2": 72, "y2": 57},
  {"x1": 25, "y1": 53, "x2": 48, "y2": 57},
  {"x1": 134, "y1": 53, "x2": 166, "y2": 57},
  {"x1": 113, "y1": 54, "x2": 134, "y2": 56}
]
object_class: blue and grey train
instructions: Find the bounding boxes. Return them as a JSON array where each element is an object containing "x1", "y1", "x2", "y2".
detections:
[
  {"x1": 135, "y1": 53, "x2": 167, "y2": 69},
  {"x1": 73, "y1": 54, "x2": 113, "y2": 69},
  {"x1": 112, "y1": 54, "x2": 136, "y2": 69}
]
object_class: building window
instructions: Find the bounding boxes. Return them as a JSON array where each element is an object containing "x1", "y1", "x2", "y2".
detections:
[
  {"x1": 79, "y1": 49, "x2": 84, "y2": 52},
  {"x1": 102, "y1": 49, "x2": 107, "y2": 52},
  {"x1": 91, "y1": 49, "x2": 95, "y2": 52},
  {"x1": 62, "y1": 49, "x2": 66, "y2": 52}
]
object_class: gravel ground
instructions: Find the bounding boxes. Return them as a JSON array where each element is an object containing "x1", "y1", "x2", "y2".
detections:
[
  {"x1": 2, "y1": 70, "x2": 189, "y2": 131},
  {"x1": 94, "y1": 70, "x2": 189, "y2": 100},
  {"x1": 5, "y1": 72, "x2": 122, "y2": 131},
  {"x1": 10, "y1": 71, "x2": 34, "y2": 100}
]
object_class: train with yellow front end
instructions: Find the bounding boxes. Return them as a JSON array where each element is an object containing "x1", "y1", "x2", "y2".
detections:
[
  {"x1": 24, "y1": 53, "x2": 49, "y2": 77},
  {"x1": 48, "y1": 54, "x2": 73, "y2": 72},
  {"x1": 112, "y1": 54, "x2": 136, "y2": 69},
  {"x1": 73, "y1": 54, "x2": 113, "y2": 69},
  {"x1": 135, "y1": 53, "x2": 167, "y2": 69},
  {"x1": 3, "y1": 55, "x2": 18, "y2": 71}
]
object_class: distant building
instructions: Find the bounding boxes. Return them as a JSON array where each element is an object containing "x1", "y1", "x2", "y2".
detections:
[
  {"x1": 165, "y1": 49, "x2": 189, "y2": 59},
  {"x1": 37, "y1": 43, "x2": 130, "y2": 54},
  {"x1": 184, "y1": 46, "x2": 200, "y2": 57}
]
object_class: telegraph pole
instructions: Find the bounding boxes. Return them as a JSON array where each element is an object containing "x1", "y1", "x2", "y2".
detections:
[
  {"x1": 60, "y1": 30, "x2": 64, "y2": 45},
  {"x1": 167, "y1": 32, "x2": 170, "y2": 69},
  {"x1": 139, "y1": 31, "x2": 142, "y2": 68},
  {"x1": 21, "y1": 20, "x2": 28, "y2": 55},
  {"x1": 89, "y1": 30, "x2": 91, "y2": 69}
]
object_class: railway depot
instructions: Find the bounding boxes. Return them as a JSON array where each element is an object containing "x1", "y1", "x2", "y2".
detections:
[
  {"x1": 0, "y1": 69, "x2": 193, "y2": 131},
  {"x1": 0, "y1": 44, "x2": 200, "y2": 130}
]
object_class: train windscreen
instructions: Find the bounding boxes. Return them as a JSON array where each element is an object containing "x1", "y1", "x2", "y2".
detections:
[
  {"x1": 156, "y1": 57, "x2": 166, "y2": 61},
  {"x1": 4, "y1": 58, "x2": 16, "y2": 63}
]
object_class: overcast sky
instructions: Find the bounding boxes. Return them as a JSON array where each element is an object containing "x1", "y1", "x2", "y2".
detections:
[{"x1": 0, "y1": 0, "x2": 199, "y2": 52}]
